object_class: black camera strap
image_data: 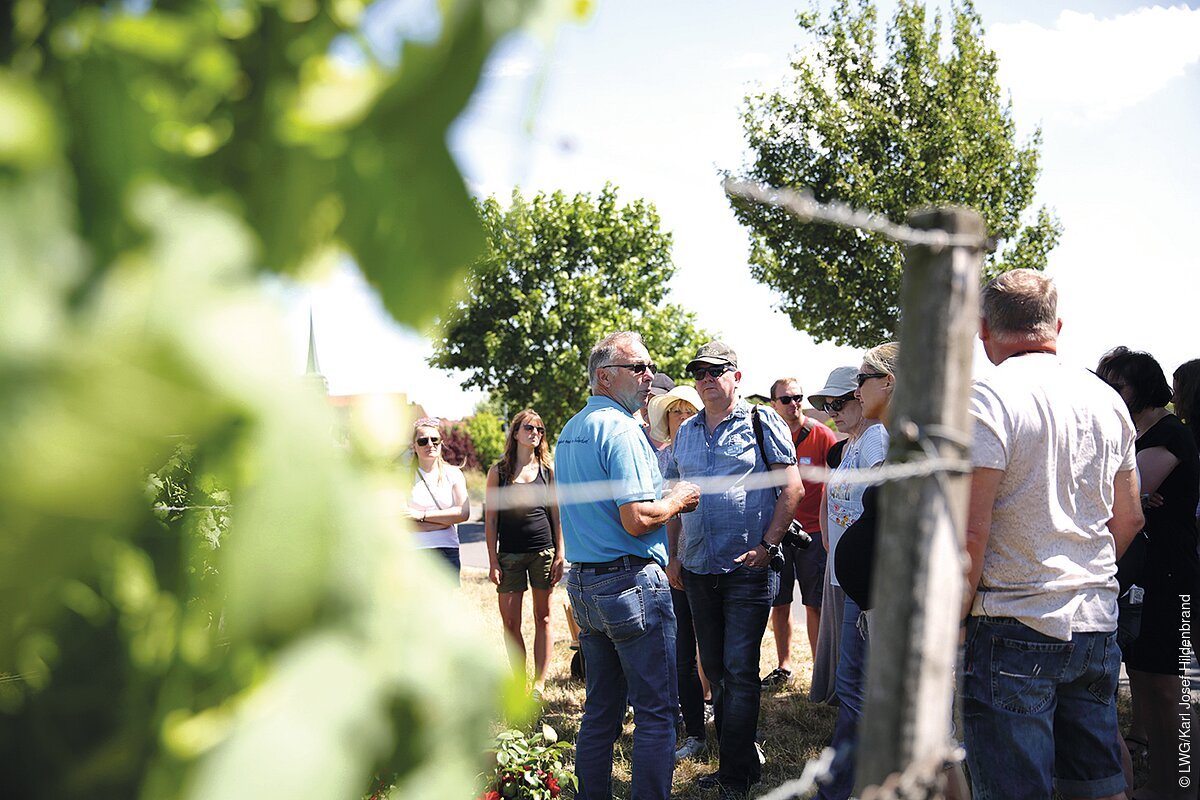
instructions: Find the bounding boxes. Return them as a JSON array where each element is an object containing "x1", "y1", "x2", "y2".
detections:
[{"x1": 750, "y1": 405, "x2": 781, "y2": 499}]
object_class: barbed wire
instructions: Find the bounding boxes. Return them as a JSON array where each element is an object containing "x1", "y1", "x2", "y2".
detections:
[
  {"x1": 755, "y1": 744, "x2": 963, "y2": 800},
  {"x1": 723, "y1": 179, "x2": 993, "y2": 253},
  {"x1": 472, "y1": 451, "x2": 971, "y2": 513},
  {"x1": 148, "y1": 446, "x2": 970, "y2": 517}
]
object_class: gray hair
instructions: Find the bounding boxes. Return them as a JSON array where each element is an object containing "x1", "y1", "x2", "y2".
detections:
[
  {"x1": 981, "y1": 269, "x2": 1058, "y2": 342},
  {"x1": 863, "y1": 342, "x2": 900, "y2": 376},
  {"x1": 588, "y1": 331, "x2": 645, "y2": 390}
]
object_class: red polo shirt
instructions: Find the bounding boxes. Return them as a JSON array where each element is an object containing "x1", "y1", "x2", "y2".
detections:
[{"x1": 792, "y1": 418, "x2": 836, "y2": 533}]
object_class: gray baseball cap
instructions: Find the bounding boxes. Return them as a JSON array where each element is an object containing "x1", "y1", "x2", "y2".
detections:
[
  {"x1": 686, "y1": 340, "x2": 738, "y2": 372},
  {"x1": 808, "y1": 366, "x2": 859, "y2": 410}
]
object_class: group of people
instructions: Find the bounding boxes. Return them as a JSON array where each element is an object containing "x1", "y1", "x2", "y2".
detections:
[{"x1": 406, "y1": 269, "x2": 1199, "y2": 800}]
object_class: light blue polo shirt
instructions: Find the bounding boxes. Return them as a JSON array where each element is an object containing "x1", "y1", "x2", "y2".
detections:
[{"x1": 554, "y1": 395, "x2": 667, "y2": 566}]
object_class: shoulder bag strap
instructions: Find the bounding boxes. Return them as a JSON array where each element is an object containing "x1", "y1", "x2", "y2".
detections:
[{"x1": 416, "y1": 469, "x2": 447, "y2": 510}]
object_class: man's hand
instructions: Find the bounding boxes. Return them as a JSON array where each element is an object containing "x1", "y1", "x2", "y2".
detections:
[
  {"x1": 667, "y1": 480, "x2": 701, "y2": 514},
  {"x1": 489, "y1": 562, "x2": 503, "y2": 586},
  {"x1": 666, "y1": 559, "x2": 684, "y2": 590},
  {"x1": 734, "y1": 544, "x2": 769, "y2": 569}
]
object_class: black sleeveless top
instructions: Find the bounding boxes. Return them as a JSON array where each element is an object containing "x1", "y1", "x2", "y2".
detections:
[{"x1": 497, "y1": 465, "x2": 554, "y2": 554}]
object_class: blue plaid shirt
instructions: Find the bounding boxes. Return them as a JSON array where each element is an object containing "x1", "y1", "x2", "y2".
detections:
[{"x1": 666, "y1": 401, "x2": 796, "y2": 574}]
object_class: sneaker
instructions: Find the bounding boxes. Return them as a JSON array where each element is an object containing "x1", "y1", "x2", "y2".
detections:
[
  {"x1": 675, "y1": 735, "x2": 707, "y2": 761},
  {"x1": 696, "y1": 772, "x2": 722, "y2": 790},
  {"x1": 760, "y1": 666, "x2": 793, "y2": 690},
  {"x1": 755, "y1": 741, "x2": 766, "y2": 766}
]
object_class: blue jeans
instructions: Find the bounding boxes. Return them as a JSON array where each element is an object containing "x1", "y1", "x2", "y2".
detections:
[
  {"x1": 672, "y1": 587, "x2": 706, "y2": 740},
  {"x1": 962, "y1": 616, "x2": 1124, "y2": 800},
  {"x1": 683, "y1": 565, "x2": 777, "y2": 791},
  {"x1": 566, "y1": 560, "x2": 678, "y2": 800},
  {"x1": 818, "y1": 595, "x2": 868, "y2": 800},
  {"x1": 429, "y1": 546, "x2": 460, "y2": 579}
]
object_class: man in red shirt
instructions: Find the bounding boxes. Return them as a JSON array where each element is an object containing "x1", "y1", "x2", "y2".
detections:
[{"x1": 761, "y1": 377, "x2": 837, "y2": 689}]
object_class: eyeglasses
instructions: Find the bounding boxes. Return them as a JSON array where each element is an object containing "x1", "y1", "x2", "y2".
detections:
[
  {"x1": 773, "y1": 394, "x2": 803, "y2": 405},
  {"x1": 856, "y1": 371, "x2": 888, "y2": 387},
  {"x1": 521, "y1": 423, "x2": 546, "y2": 435},
  {"x1": 690, "y1": 365, "x2": 734, "y2": 381},
  {"x1": 604, "y1": 362, "x2": 657, "y2": 376},
  {"x1": 416, "y1": 436, "x2": 441, "y2": 446},
  {"x1": 822, "y1": 396, "x2": 855, "y2": 414}
]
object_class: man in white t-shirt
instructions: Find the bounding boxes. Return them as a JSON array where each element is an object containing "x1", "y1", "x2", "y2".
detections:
[{"x1": 961, "y1": 269, "x2": 1144, "y2": 800}]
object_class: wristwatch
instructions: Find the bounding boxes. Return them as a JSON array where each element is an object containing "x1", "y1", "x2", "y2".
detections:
[{"x1": 762, "y1": 541, "x2": 785, "y2": 569}]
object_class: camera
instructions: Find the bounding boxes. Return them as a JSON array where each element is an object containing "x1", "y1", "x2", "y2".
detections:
[{"x1": 781, "y1": 519, "x2": 811, "y2": 550}]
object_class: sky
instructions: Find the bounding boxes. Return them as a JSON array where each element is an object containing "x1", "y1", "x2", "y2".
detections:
[{"x1": 287, "y1": 0, "x2": 1200, "y2": 419}]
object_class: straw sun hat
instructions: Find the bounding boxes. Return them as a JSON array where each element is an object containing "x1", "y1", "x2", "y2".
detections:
[{"x1": 647, "y1": 385, "x2": 703, "y2": 443}]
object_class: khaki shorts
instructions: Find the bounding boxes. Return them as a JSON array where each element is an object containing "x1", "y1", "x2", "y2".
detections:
[{"x1": 497, "y1": 548, "x2": 556, "y2": 593}]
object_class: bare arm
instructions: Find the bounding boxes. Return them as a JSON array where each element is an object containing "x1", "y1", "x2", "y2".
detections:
[
  {"x1": 763, "y1": 463, "x2": 803, "y2": 546},
  {"x1": 546, "y1": 466, "x2": 565, "y2": 584},
  {"x1": 1136, "y1": 446, "x2": 1181, "y2": 496},
  {"x1": 618, "y1": 481, "x2": 700, "y2": 537},
  {"x1": 421, "y1": 471, "x2": 470, "y2": 527},
  {"x1": 665, "y1": 517, "x2": 684, "y2": 589},
  {"x1": 820, "y1": 490, "x2": 829, "y2": 551},
  {"x1": 484, "y1": 467, "x2": 502, "y2": 585},
  {"x1": 735, "y1": 463, "x2": 803, "y2": 567},
  {"x1": 1109, "y1": 467, "x2": 1144, "y2": 558},
  {"x1": 962, "y1": 467, "x2": 1004, "y2": 621}
]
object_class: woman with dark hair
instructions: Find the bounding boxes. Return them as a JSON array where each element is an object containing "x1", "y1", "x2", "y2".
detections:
[
  {"x1": 1099, "y1": 350, "x2": 1199, "y2": 800},
  {"x1": 406, "y1": 417, "x2": 471, "y2": 578},
  {"x1": 1173, "y1": 358, "x2": 1200, "y2": 528},
  {"x1": 1174, "y1": 358, "x2": 1200, "y2": 449},
  {"x1": 485, "y1": 409, "x2": 564, "y2": 699}
]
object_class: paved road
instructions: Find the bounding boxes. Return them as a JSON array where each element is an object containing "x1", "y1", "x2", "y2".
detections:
[{"x1": 458, "y1": 522, "x2": 489, "y2": 570}]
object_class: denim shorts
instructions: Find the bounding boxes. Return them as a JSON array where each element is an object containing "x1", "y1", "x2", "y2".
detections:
[{"x1": 962, "y1": 616, "x2": 1124, "y2": 800}]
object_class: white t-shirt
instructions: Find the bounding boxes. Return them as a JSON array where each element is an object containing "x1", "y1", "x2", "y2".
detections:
[
  {"x1": 826, "y1": 423, "x2": 889, "y2": 587},
  {"x1": 409, "y1": 464, "x2": 467, "y2": 549},
  {"x1": 969, "y1": 353, "x2": 1137, "y2": 640}
]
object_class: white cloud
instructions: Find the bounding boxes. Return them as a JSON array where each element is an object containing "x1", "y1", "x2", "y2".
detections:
[{"x1": 986, "y1": 5, "x2": 1200, "y2": 125}]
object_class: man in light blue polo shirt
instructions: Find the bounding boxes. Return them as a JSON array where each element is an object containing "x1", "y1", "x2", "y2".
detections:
[
  {"x1": 557, "y1": 331, "x2": 700, "y2": 800},
  {"x1": 665, "y1": 341, "x2": 803, "y2": 799}
]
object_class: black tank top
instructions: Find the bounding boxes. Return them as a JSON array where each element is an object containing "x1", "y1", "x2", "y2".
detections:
[{"x1": 497, "y1": 466, "x2": 554, "y2": 553}]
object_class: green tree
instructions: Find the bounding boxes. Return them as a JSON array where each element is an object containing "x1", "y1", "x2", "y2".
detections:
[
  {"x1": 432, "y1": 186, "x2": 711, "y2": 435},
  {"x1": 467, "y1": 411, "x2": 506, "y2": 470},
  {"x1": 0, "y1": 1, "x2": 580, "y2": 798},
  {"x1": 729, "y1": 0, "x2": 1061, "y2": 347}
]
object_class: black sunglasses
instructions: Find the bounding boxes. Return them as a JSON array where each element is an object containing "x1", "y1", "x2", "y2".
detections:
[
  {"x1": 691, "y1": 364, "x2": 734, "y2": 380},
  {"x1": 855, "y1": 371, "x2": 888, "y2": 387},
  {"x1": 604, "y1": 362, "x2": 657, "y2": 376},
  {"x1": 522, "y1": 423, "x2": 546, "y2": 435},
  {"x1": 774, "y1": 394, "x2": 803, "y2": 405},
  {"x1": 416, "y1": 436, "x2": 441, "y2": 446},
  {"x1": 822, "y1": 396, "x2": 855, "y2": 414}
]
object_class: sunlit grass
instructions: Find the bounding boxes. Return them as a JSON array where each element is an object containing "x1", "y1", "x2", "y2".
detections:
[{"x1": 460, "y1": 568, "x2": 835, "y2": 798}]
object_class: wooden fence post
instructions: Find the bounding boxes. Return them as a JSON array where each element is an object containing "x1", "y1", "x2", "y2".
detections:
[{"x1": 854, "y1": 207, "x2": 985, "y2": 797}]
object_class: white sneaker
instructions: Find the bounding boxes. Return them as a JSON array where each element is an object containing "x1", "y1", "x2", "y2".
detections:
[
  {"x1": 675, "y1": 736, "x2": 707, "y2": 761},
  {"x1": 755, "y1": 741, "x2": 766, "y2": 765}
]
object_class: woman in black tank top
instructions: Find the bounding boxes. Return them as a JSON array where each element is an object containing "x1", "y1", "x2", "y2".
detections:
[{"x1": 484, "y1": 409, "x2": 564, "y2": 698}]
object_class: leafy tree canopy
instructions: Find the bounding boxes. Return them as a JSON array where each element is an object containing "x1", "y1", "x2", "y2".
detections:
[
  {"x1": 432, "y1": 186, "x2": 711, "y2": 435},
  {"x1": 729, "y1": 0, "x2": 1061, "y2": 347}
]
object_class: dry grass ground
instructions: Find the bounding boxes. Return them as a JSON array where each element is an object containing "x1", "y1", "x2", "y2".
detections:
[
  {"x1": 461, "y1": 567, "x2": 836, "y2": 799},
  {"x1": 462, "y1": 568, "x2": 1153, "y2": 799}
]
